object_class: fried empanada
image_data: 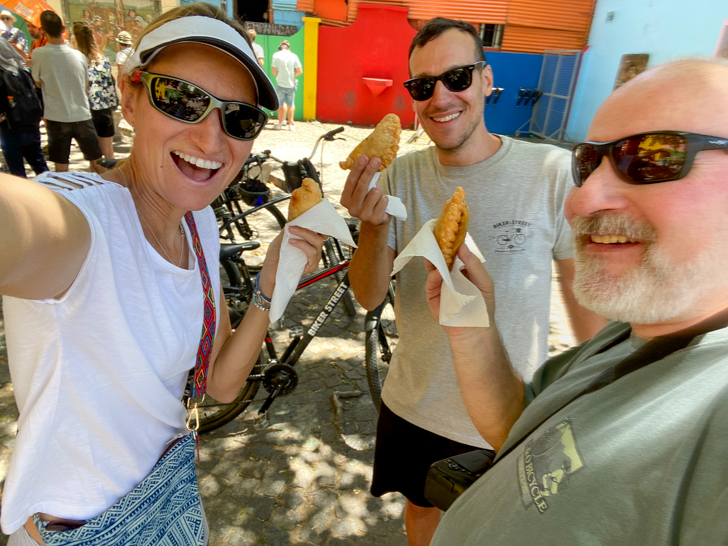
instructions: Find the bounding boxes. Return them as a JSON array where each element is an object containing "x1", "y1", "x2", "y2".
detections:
[
  {"x1": 433, "y1": 187, "x2": 469, "y2": 270},
  {"x1": 288, "y1": 178, "x2": 323, "y2": 221},
  {"x1": 339, "y1": 113, "x2": 401, "y2": 172}
]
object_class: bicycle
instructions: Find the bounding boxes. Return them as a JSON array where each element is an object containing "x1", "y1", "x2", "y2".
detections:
[
  {"x1": 216, "y1": 126, "x2": 357, "y2": 317},
  {"x1": 190, "y1": 204, "x2": 359, "y2": 433},
  {"x1": 497, "y1": 228, "x2": 526, "y2": 247}
]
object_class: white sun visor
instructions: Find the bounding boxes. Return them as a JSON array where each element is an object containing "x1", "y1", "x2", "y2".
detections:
[{"x1": 124, "y1": 16, "x2": 279, "y2": 111}]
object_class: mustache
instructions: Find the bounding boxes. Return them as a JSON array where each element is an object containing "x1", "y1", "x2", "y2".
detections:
[{"x1": 571, "y1": 214, "x2": 657, "y2": 245}]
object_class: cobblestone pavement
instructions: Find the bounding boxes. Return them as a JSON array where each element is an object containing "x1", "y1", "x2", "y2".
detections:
[{"x1": 0, "y1": 120, "x2": 576, "y2": 545}]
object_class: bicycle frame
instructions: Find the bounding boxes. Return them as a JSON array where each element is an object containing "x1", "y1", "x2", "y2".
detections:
[
  {"x1": 218, "y1": 195, "x2": 291, "y2": 243},
  {"x1": 252, "y1": 265, "x2": 351, "y2": 415}
]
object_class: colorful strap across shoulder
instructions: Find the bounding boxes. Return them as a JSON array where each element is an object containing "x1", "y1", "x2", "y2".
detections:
[{"x1": 184, "y1": 212, "x2": 216, "y2": 400}]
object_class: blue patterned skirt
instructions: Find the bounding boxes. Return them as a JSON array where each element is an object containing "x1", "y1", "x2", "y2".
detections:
[{"x1": 34, "y1": 434, "x2": 205, "y2": 545}]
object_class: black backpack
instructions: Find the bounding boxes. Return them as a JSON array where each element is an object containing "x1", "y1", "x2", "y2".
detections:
[{"x1": 1, "y1": 66, "x2": 42, "y2": 128}]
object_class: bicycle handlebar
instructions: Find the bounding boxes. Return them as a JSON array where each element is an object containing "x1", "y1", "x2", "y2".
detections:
[{"x1": 323, "y1": 126, "x2": 345, "y2": 141}]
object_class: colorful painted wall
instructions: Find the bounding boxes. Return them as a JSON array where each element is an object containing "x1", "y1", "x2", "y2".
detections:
[
  {"x1": 316, "y1": 5, "x2": 416, "y2": 127},
  {"x1": 566, "y1": 0, "x2": 728, "y2": 142}
]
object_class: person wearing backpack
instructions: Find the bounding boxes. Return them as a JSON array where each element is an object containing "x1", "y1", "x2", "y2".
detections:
[{"x1": 0, "y1": 39, "x2": 48, "y2": 178}]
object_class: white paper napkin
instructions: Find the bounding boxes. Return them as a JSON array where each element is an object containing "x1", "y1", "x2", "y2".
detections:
[
  {"x1": 270, "y1": 200, "x2": 357, "y2": 323},
  {"x1": 391, "y1": 219, "x2": 489, "y2": 327},
  {"x1": 367, "y1": 172, "x2": 407, "y2": 220}
]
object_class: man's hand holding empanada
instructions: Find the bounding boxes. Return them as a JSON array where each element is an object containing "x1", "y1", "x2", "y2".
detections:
[
  {"x1": 434, "y1": 187, "x2": 469, "y2": 270},
  {"x1": 339, "y1": 114, "x2": 401, "y2": 172}
]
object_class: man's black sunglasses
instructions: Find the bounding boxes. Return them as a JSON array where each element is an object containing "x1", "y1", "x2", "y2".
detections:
[
  {"x1": 572, "y1": 131, "x2": 728, "y2": 187},
  {"x1": 404, "y1": 61, "x2": 487, "y2": 101},
  {"x1": 139, "y1": 72, "x2": 268, "y2": 141}
]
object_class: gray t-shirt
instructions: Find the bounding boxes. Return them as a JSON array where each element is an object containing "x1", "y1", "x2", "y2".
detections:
[
  {"x1": 31, "y1": 44, "x2": 91, "y2": 123},
  {"x1": 271, "y1": 49, "x2": 301, "y2": 89},
  {"x1": 433, "y1": 322, "x2": 728, "y2": 545},
  {"x1": 382, "y1": 137, "x2": 574, "y2": 448}
]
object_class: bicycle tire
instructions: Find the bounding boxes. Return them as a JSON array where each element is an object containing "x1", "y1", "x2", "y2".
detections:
[
  {"x1": 197, "y1": 350, "x2": 265, "y2": 433},
  {"x1": 221, "y1": 257, "x2": 244, "y2": 288},
  {"x1": 266, "y1": 203, "x2": 287, "y2": 230},
  {"x1": 364, "y1": 287, "x2": 397, "y2": 412}
]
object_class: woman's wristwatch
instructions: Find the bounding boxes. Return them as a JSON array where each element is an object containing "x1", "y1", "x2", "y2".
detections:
[{"x1": 252, "y1": 273, "x2": 272, "y2": 312}]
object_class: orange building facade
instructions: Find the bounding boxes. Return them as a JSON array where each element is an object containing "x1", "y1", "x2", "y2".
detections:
[{"x1": 295, "y1": 0, "x2": 595, "y2": 54}]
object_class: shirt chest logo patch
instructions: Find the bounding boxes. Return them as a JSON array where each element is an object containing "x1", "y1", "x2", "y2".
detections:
[
  {"x1": 491, "y1": 220, "x2": 532, "y2": 253},
  {"x1": 516, "y1": 419, "x2": 585, "y2": 513}
]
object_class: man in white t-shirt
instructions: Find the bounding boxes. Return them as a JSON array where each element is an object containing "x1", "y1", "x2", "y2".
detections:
[
  {"x1": 32, "y1": 10, "x2": 103, "y2": 173},
  {"x1": 341, "y1": 17, "x2": 605, "y2": 545},
  {"x1": 271, "y1": 40, "x2": 301, "y2": 131},
  {"x1": 248, "y1": 29, "x2": 264, "y2": 67}
]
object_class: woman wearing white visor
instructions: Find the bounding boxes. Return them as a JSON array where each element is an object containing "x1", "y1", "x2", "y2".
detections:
[{"x1": 0, "y1": 4, "x2": 324, "y2": 545}]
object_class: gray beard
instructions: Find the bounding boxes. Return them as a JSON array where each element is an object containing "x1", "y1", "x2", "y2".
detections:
[{"x1": 571, "y1": 215, "x2": 724, "y2": 324}]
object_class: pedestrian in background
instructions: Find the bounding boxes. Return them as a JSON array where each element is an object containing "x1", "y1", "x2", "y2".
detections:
[
  {"x1": 248, "y1": 29, "x2": 264, "y2": 67},
  {"x1": 27, "y1": 20, "x2": 48, "y2": 57},
  {"x1": 0, "y1": 39, "x2": 48, "y2": 177},
  {"x1": 73, "y1": 21, "x2": 118, "y2": 160},
  {"x1": 31, "y1": 11, "x2": 103, "y2": 173},
  {"x1": 271, "y1": 39, "x2": 301, "y2": 131},
  {"x1": 115, "y1": 30, "x2": 133, "y2": 68},
  {"x1": 0, "y1": 11, "x2": 28, "y2": 57}
]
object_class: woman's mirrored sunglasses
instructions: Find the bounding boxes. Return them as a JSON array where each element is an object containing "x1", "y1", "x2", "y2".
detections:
[
  {"x1": 138, "y1": 72, "x2": 268, "y2": 141},
  {"x1": 403, "y1": 61, "x2": 487, "y2": 101},
  {"x1": 572, "y1": 131, "x2": 728, "y2": 187}
]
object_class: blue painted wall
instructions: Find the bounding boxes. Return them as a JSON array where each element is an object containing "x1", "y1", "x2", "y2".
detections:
[
  {"x1": 483, "y1": 51, "x2": 544, "y2": 136},
  {"x1": 272, "y1": 8, "x2": 304, "y2": 29},
  {"x1": 567, "y1": 0, "x2": 728, "y2": 142}
]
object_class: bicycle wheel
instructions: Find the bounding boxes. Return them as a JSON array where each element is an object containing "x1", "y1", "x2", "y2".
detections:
[
  {"x1": 266, "y1": 202, "x2": 287, "y2": 230},
  {"x1": 197, "y1": 350, "x2": 265, "y2": 433},
  {"x1": 364, "y1": 285, "x2": 397, "y2": 412}
]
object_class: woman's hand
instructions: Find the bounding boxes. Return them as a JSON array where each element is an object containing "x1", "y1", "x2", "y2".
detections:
[
  {"x1": 258, "y1": 226, "x2": 325, "y2": 296},
  {"x1": 425, "y1": 244, "x2": 496, "y2": 337}
]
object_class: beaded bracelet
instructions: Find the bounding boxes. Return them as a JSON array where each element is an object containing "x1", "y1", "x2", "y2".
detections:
[{"x1": 253, "y1": 273, "x2": 272, "y2": 312}]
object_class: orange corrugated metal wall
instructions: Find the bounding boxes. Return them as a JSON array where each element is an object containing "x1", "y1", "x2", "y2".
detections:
[
  {"x1": 295, "y1": 0, "x2": 508, "y2": 25},
  {"x1": 345, "y1": 0, "x2": 508, "y2": 25},
  {"x1": 502, "y1": 0, "x2": 594, "y2": 53},
  {"x1": 295, "y1": 0, "x2": 595, "y2": 54}
]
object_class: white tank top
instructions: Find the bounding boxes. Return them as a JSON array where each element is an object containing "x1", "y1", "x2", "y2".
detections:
[{"x1": 1, "y1": 173, "x2": 221, "y2": 534}]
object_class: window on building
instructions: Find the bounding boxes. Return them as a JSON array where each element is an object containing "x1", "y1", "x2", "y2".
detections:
[{"x1": 480, "y1": 24, "x2": 504, "y2": 48}]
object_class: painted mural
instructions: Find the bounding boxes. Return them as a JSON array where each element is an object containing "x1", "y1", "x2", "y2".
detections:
[{"x1": 63, "y1": 0, "x2": 159, "y2": 61}]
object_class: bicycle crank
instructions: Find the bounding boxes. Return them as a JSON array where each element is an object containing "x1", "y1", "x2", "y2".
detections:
[{"x1": 262, "y1": 363, "x2": 299, "y2": 396}]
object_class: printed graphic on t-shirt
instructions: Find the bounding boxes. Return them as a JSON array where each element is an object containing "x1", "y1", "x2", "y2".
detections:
[
  {"x1": 491, "y1": 220, "x2": 532, "y2": 253},
  {"x1": 516, "y1": 419, "x2": 585, "y2": 513}
]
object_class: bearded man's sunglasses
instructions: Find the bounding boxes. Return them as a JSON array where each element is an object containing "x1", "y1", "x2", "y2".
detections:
[
  {"x1": 404, "y1": 61, "x2": 487, "y2": 101},
  {"x1": 572, "y1": 131, "x2": 728, "y2": 187},
  {"x1": 137, "y1": 72, "x2": 268, "y2": 141}
]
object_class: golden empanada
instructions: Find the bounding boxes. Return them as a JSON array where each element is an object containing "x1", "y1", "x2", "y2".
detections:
[
  {"x1": 433, "y1": 187, "x2": 469, "y2": 270},
  {"x1": 339, "y1": 113, "x2": 401, "y2": 172},
  {"x1": 288, "y1": 178, "x2": 323, "y2": 221}
]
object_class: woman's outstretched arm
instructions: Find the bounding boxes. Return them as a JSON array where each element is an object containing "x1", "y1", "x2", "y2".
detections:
[{"x1": 0, "y1": 174, "x2": 90, "y2": 300}]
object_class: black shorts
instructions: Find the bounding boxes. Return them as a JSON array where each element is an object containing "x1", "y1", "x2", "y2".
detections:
[
  {"x1": 91, "y1": 107, "x2": 115, "y2": 138},
  {"x1": 45, "y1": 119, "x2": 102, "y2": 164},
  {"x1": 370, "y1": 402, "x2": 487, "y2": 507}
]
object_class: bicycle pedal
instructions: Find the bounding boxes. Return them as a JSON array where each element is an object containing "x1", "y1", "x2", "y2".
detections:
[
  {"x1": 288, "y1": 326, "x2": 304, "y2": 338},
  {"x1": 253, "y1": 410, "x2": 271, "y2": 430}
]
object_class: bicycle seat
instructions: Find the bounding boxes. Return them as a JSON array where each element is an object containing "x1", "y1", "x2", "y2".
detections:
[{"x1": 220, "y1": 241, "x2": 260, "y2": 260}]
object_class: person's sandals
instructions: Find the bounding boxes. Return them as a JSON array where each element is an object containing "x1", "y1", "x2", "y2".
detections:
[{"x1": 289, "y1": 124, "x2": 295, "y2": 131}]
